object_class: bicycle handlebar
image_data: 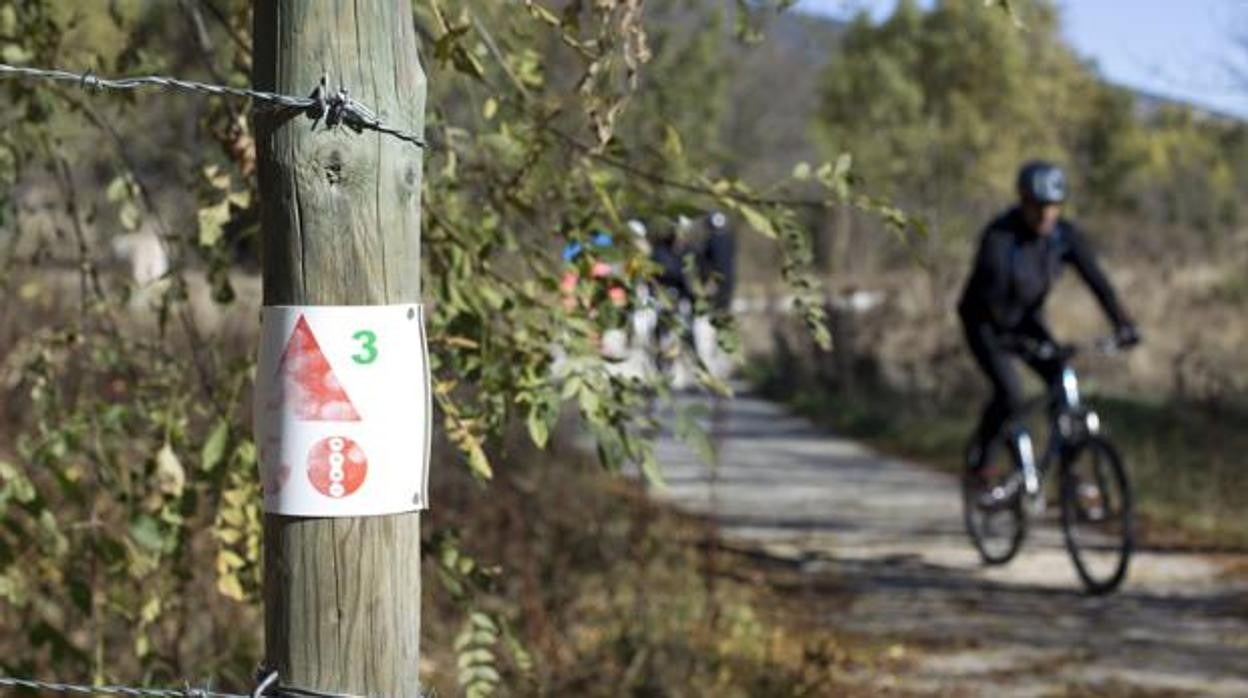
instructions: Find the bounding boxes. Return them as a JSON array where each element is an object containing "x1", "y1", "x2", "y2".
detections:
[{"x1": 1006, "y1": 335, "x2": 1135, "y2": 362}]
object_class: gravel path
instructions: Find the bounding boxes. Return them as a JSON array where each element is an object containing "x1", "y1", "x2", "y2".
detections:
[{"x1": 652, "y1": 393, "x2": 1248, "y2": 696}]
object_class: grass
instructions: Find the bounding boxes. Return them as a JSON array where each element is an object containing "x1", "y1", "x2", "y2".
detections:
[
  {"x1": 751, "y1": 362, "x2": 1248, "y2": 551},
  {"x1": 1095, "y1": 396, "x2": 1248, "y2": 549}
]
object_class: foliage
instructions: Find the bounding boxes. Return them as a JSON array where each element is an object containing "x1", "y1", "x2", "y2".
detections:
[
  {"x1": 0, "y1": 1, "x2": 261, "y2": 686},
  {"x1": 416, "y1": 0, "x2": 911, "y2": 483}
]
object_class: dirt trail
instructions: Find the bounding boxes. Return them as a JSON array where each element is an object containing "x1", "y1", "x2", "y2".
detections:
[{"x1": 652, "y1": 393, "x2": 1248, "y2": 696}]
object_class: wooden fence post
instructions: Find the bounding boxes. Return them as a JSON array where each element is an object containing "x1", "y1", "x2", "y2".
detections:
[{"x1": 253, "y1": 2, "x2": 426, "y2": 694}]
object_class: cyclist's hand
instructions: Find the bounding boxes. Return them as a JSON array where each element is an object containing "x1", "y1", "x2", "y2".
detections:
[{"x1": 1114, "y1": 324, "x2": 1141, "y2": 349}]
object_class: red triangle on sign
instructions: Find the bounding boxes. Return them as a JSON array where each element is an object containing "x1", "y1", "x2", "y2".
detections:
[{"x1": 271, "y1": 314, "x2": 362, "y2": 421}]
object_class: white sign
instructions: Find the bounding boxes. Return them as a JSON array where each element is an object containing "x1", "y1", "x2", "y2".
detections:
[{"x1": 254, "y1": 304, "x2": 431, "y2": 517}]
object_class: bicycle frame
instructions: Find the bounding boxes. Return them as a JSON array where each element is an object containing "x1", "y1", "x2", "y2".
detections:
[{"x1": 1009, "y1": 365, "x2": 1102, "y2": 501}]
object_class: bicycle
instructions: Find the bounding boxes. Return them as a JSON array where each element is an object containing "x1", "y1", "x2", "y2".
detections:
[{"x1": 962, "y1": 335, "x2": 1136, "y2": 594}]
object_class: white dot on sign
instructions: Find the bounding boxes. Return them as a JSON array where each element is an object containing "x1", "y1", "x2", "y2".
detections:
[
  {"x1": 330, "y1": 468, "x2": 345, "y2": 483},
  {"x1": 329, "y1": 483, "x2": 345, "y2": 498},
  {"x1": 329, "y1": 452, "x2": 345, "y2": 468},
  {"x1": 329, "y1": 437, "x2": 345, "y2": 451},
  {"x1": 323, "y1": 372, "x2": 341, "y2": 391}
]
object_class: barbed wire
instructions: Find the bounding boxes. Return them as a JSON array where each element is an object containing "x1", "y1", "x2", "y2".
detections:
[
  {"x1": 0, "y1": 676, "x2": 241, "y2": 698},
  {"x1": 0, "y1": 63, "x2": 425, "y2": 149},
  {"x1": 0, "y1": 668, "x2": 432, "y2": 698}
]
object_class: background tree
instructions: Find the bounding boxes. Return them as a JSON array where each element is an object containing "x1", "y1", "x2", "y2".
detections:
[{"x1": 812, "y1": 0, "x2": 1248, "y2": 269}]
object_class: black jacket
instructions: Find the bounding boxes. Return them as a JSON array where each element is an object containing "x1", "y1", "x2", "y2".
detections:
[
  {"x1": 957, "y1": 207, "x2": 1129, "y2": 331},
  {"x1": 700, "y1": 228, "x2": 736, "y2": 311},
  {"x1": 651, "y1": 242, "x2": 691, "y2": 302}
]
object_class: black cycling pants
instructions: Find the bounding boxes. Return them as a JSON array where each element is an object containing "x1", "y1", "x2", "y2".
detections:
[{"x1": 962, "y1": 315, "x2": 1065, "y2": 454}]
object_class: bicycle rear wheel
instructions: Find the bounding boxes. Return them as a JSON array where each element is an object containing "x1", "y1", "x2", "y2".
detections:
[
  {"x1": 1060, "y1": 436, "x2": 1133, "y2": 594},
  {"x1": 963, "y1": 439, "x2": 1026, "y2": 565}
]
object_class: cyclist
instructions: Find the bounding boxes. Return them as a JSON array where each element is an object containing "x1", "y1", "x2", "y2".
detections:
[
  {"x1": 649, "y1": 220, "x2": 691, "y2": 307},
  {"x1": 698, "y1": 211, "x2": 736, "y2": 314},
  {"x1": 693, "y1": 211, "x2": 736, "y2": 380},
  {"x1": 958, "y1": 161, "x2": 1140, "y2": 472}
]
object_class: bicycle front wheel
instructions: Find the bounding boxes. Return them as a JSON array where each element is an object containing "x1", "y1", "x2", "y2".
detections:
[{"x1": 1060, "y1": 436, "x2": 1133, "y2": 594}]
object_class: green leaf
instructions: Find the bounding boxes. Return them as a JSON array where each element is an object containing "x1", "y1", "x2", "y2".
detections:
[
  {"x1": 0, "y1": 461, "x2": 35, "y2": 504},
  {"x1": 471, "y1": 611, "x2": 499, "y2": 633},
  {"x1": 457, "y1": 648, "x2": 496, "y2": 669},
  {"x1": 833, "y1": 152, "x2": 853, "y2": 180},
  {"x1": 227, "y1": 189, "x2": 251, "y2": 208},
  {"x1": 105, "y1": 176, "x2": 130, "y2": 203},
  {"x1": 197, "y1": 200, "x2": 230, "y2": 247},
  {"x1": 735, "y1": 203, "x2": 778, "y2": 239},
  {"x1": 526, "y1": 407, "x2": 550, "y2": 449},
  {"x1": 0, "y1": 44, "x2": 32, "y2": 64},
  {"x1": 217, "y1": 575, "x2": 246, "y2": 601},
  {"x1": 503, "y1": 623, "x2": 535, "y2": 675},
  {"x1": 833, "y1": 152, "x2": 853, "y2": 198},
  {"x1": 119, "y1": 202, "x2": 141, "y2": 231},
  {"x1": 560, "y1": 374, "x2": 583, "y2": 401},
  {"x1": 129, "y1": 515, "x2": 164, "y2": 554},
  {"x1": 203, "y1": 164, "x2": 230, "y2": 190},
  {"x1": 468, "y1": 666, "x2": 501, "y2": 683},
  {"x1": 201, "y1": 419, "x2": 229, "y2": 472},
  {"x1": 662, "y1": 125, "x2": 685, "y2": 162},
  {"x1": 640, "y1": 449, "x2": 666, "y2": 488},
  {"x1": 233, "y1": 439, "x2": 257, "y2": 467},
  {"x1": 577, "y1": 384, "x2": 602, "y2": 418},
  {"x1": 526, "y1": 1, "x2": 561, "y2": 26},
  {"x1": 465, "y1": 438, "x2": 493, "y2": 480},
  {"x1": 216, "y1": 549, "x2": 246, "y2": 571},
  {"x1": 140, "y1": 595, "x2": 161, "y2": 624}
]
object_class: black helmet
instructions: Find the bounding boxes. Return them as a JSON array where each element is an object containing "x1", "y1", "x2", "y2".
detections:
[{"x1": 1016, "y1": 160, "x2": 1067, "y2": 204}]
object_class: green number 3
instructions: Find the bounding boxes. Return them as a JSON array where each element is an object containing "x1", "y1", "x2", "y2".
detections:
[{"x1": 352, "y1": 330, "x2": 378, "y2": 364}]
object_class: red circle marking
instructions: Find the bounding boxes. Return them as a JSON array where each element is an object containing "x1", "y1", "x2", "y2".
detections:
[{"x1": 307, "y1": 436, "x2": 368, "y2": 498}]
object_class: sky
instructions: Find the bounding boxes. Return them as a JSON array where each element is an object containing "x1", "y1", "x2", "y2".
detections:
[{"x1": 796, "y1": 0, "x2": 1248, "y2": 119}]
